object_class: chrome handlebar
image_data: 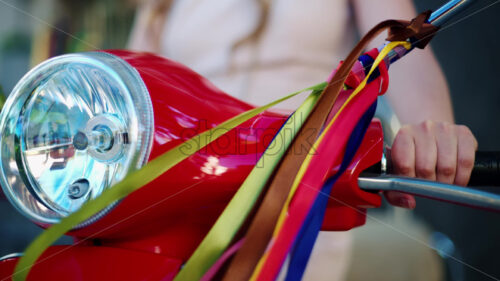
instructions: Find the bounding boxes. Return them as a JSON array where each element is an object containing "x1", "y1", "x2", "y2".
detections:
[{"x1": 358, "y1": 175, "x2": 500, "y2": 211}]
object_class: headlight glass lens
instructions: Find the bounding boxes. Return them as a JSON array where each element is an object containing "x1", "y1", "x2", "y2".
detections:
[{"x1": 0, "y1": 52, "x2": 153, "y2": 225}]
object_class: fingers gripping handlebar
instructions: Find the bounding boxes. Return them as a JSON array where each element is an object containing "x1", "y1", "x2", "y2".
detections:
[{"x1": 359, "y1": 151, "x2": 500, "y2": 211}]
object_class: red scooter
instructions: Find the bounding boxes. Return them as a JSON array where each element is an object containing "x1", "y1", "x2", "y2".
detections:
[{"x1": 0, "y1": 0, "x2": 498, "y2": 280}]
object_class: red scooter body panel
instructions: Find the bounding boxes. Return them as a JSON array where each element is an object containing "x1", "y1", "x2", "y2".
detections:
[
  {"x1": 68, "y1": 51, "x2": 289, "y2": 260},
  {"x1": 0, "y1": 51, "x2": 385, "y2": 280},
  {"x1": 0, "y1": 246, "x2": 181, "y2": 281},
  {"x1": 322, "y1": 120, "x2": 384, "y2": 230},
  {"x1": 67, "y1": 50, "x2": 383, "y2": 258}
]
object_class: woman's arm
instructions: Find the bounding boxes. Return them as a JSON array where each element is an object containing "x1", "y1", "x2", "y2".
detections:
[{"x1": 351, "y1": 0, "x2": 477, "y2": 207}]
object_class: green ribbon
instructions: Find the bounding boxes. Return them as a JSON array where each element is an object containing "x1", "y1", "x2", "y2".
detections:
[{"x1": 12, "y1": 82, "x2": 327, "y2": 281}]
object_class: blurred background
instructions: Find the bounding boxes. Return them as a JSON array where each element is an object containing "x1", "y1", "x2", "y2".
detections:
[{"x1": 0, "y1": 0, "x2": 499, "y2": 280}]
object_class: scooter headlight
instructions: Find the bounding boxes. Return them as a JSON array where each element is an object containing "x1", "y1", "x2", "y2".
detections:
[{"x1": 0, "y1": 52, "x2": 154, "y2": 225}]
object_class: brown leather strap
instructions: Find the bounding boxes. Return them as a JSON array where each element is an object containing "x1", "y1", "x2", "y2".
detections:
[
  {"x1": 222, "y1": 13, "x2": 438, "y2": 281},
  {"x1": 387, "y1": 11, "x2": 438, "y2": 49}
]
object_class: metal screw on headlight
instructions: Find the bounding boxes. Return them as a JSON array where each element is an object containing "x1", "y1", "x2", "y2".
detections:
[
  {"x1": 68, "y1": 179, "x2": 90, "y2": 200},
  {"x1": 73, "y1": 131, "x2": 89, "y2": 150}
]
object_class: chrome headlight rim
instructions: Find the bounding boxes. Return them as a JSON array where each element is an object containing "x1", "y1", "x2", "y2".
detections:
[{"x1": 0, "y1": 51, "x2": 154, "y2": 226}]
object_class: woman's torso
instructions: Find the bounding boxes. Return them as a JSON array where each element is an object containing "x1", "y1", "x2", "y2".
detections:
[{"x1": 131, "y1": 0, "x2": 356, "y2": 109}]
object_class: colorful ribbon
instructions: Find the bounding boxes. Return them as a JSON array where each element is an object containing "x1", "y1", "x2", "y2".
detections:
[
  {"x1": 173, "y1": 87, "x2": 324, "y2": 281},
  {"x1": 250, "y1": 41, "x2": 410, "y2": 281},
  {"x1": 284, "y1": 101, "x2": 377, "y2": 281}
]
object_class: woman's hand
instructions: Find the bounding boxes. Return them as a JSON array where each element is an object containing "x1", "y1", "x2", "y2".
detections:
[{"x1": 385, "y1": 120, "x2": 478, "y2": 209}]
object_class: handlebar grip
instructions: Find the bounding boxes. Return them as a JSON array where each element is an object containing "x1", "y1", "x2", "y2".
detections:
[{"x1": 469, "y1": 151, "x2": 500, "y2": 186}]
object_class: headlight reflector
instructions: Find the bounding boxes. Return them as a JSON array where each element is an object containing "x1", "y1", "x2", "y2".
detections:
[{"x1": 0, "y1": 52, "x2": 154, "y2": 225}]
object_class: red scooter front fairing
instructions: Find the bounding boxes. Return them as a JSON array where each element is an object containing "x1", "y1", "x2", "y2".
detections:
[{"x1": 0, "y1": 50, "x2": 383, "y2": 280}]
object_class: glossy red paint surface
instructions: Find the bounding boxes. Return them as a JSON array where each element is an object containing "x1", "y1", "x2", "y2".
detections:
[
  {"x1": 0, "y1": 51, "x2": 385, "y2": 280},
  {"x1": 322, "y1": 121, "x2": 384, "y2": 231},
  {"x1": 70, "y1": 50, "x2": 289, "y2": 261},
  {"x1": 71, "y1": 50, "x2": 383, "y2": 258},
  {"x1": 0, "y1": 246, "x2": 181, "y2": 281}
]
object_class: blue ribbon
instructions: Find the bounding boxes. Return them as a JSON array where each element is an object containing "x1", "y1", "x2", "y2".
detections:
[{"x1": 284, "y1": 100, "x2": 377, "y2": 281}]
